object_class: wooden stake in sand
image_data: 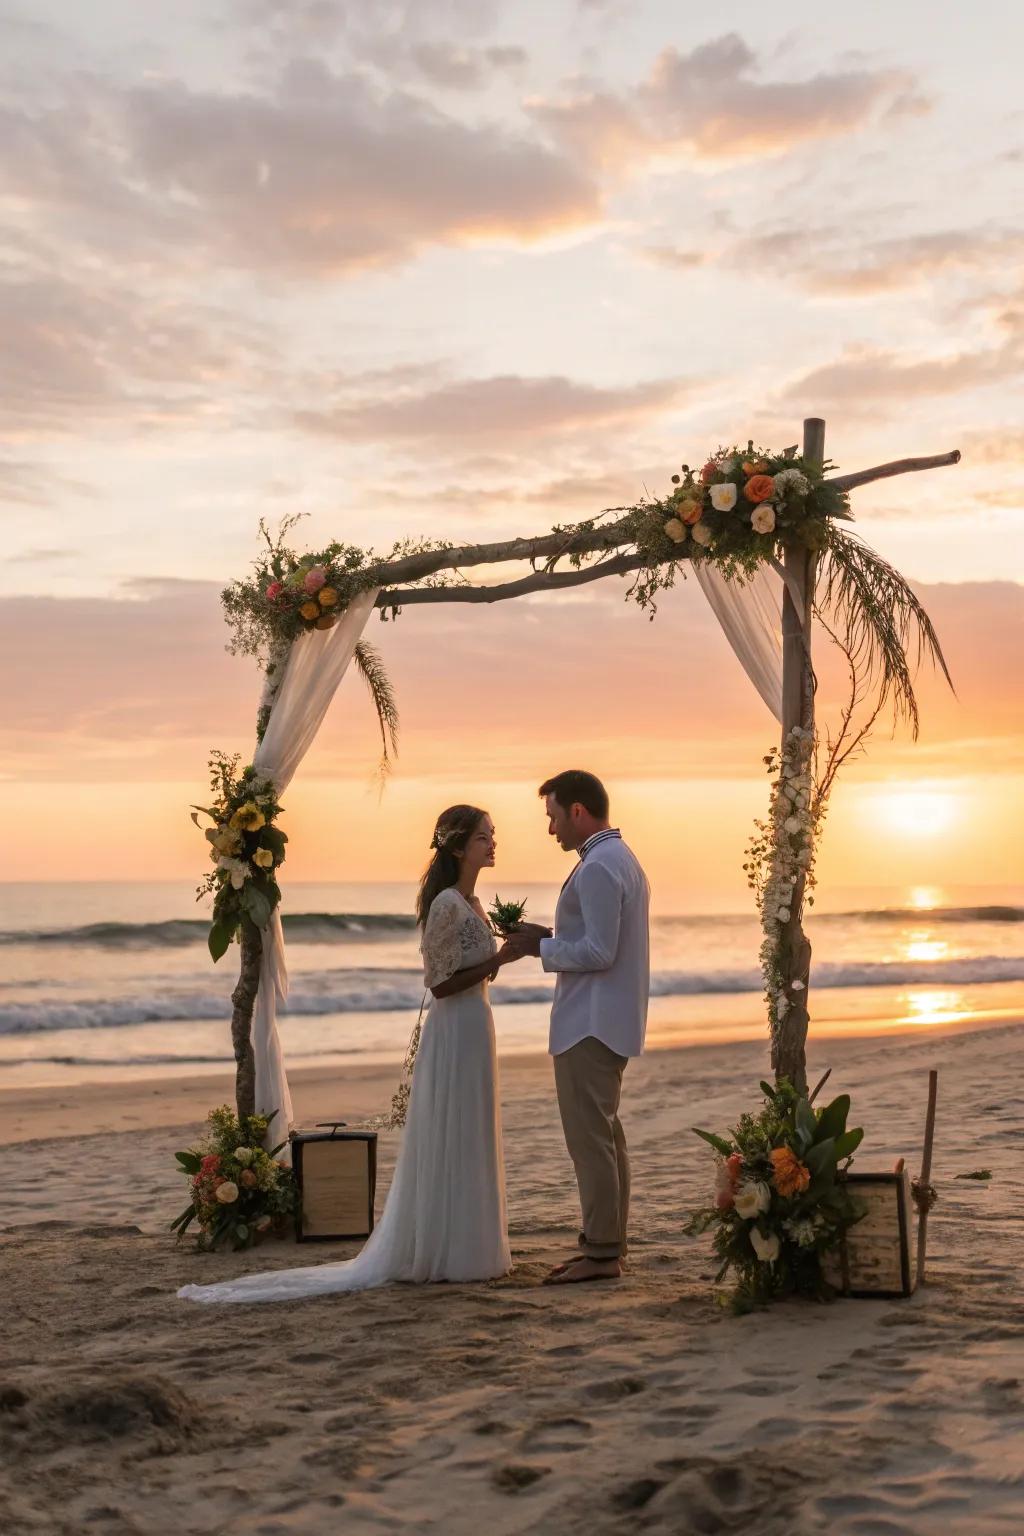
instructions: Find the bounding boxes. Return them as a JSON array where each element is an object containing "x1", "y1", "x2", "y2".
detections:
[{"x1": 915, "y1": 1069, "x2": 939, "y2": 1287}]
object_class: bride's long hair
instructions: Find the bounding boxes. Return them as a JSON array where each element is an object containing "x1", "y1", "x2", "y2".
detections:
[{"x1": 415, "y1": 804, "x2": 487, "y2": 927}]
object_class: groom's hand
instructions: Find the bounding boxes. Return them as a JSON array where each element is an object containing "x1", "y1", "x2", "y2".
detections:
[{"x1": 507, "y1": 922, "x2": 552, "y2": 958}]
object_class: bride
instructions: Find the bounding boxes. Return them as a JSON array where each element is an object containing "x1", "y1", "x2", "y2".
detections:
[{"x1": 179, "y1": 805, "x2": 520, "y2": 1304}]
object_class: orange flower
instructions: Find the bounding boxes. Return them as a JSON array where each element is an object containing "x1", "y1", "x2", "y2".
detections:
[
  {"x1": 700, "y1": 460, "x2": 718, "y2": 484},
  {"x1": 299, "y1": 600, "x2": 320, "y2": 621},
  {"x1": 677, "y1": 498, "x2": 703, "y2": 525},
  {"x1": 744, "y1": 474, "x2": 776, "y2": 504},
  {"x1": 770, "y1": 1146, "x2": 811, "y2": 1197},
  {"x1": 742, "y1": 459, "x2": 768, "y2": 476},
  {"x1": 318, "y1": 587, "x2": 338, "y2": 608}
]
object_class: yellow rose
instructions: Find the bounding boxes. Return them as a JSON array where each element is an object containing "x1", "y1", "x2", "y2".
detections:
[
  {"x1": 253, "y1": 847, "x2": 274, "y2": 868},
  {"x1": 230, "y1": 801, "x2": 266, "y2": 832},
  {"x1": 663, "y1": 518, "x2": 688, "y2": 543},
  {"x1": 318, "y1": 587, "x2": 338, "y2": 608},
  {"x1": 299, "y1": 600, "x2": 320, "y2": 621}
]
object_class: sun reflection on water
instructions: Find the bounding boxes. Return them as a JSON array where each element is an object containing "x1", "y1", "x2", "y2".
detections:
[
  {"x1": 904, "y1": 933, "x2": 950, "y2": 964},
  {"x1": 900, "y1": 989, "x2": 968, "y2": 1027}
]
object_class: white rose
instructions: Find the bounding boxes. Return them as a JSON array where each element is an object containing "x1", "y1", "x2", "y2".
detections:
[
  {"x1": 776, "y1": 907, "x2": 791, "y2": 922},
  {"x1": 734, "y1": 1181, "x2": 771, "y2": 1219},
  {"x1": 663, "y1": 517, "x2": 688, "y2": 544},
  {"x1": 215, "y1": 1181, "x2": 239, "y2": 1204},
  {"x1": 708, "y1": 482, "x2": 738, "y2": 512},
  {"x1": 751, "y1": 504, "x2": 776, "y2": 535},
  {"x1": 217, "y1": 856, "x2": 250, "y2": 890},
  {"x1": 791, "y1": 979, "x2": 805, "y2": 991},
  {"x1": 691, "y1": 521, "x2": 713, "y2": 547},
  {"x1": 784, "y1": 816, "x2": 803, "y2": 836},
  {"x1": 749, "y1": 1228, "x2": 780, "y2": 1263},
  {"x1": 234, "y1": 1147, "x2": 254, "y2": 1167}
]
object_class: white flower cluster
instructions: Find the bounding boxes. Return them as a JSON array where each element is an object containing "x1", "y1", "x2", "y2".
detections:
[
  {"x1": 752, "y1": 725, "x2": 818, "y2": 1035},
  {"x1": 772, "y1": 468, "x2": 811, "y2": 498},
  {"x1": 782, "y1": 1214, "x2": 821, "y2": 1248}
]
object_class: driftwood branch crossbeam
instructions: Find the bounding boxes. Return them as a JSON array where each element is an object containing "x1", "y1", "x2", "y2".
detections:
[{"x1": 369, "y1": 449, "x2": 960, "y2": 611}]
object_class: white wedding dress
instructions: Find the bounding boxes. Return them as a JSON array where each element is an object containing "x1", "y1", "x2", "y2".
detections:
[{"x1": 179, "y1": 887, "x2": 511, "y2": 1304}]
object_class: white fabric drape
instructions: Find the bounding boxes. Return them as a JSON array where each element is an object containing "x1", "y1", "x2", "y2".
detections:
[
  {"x1": 249, "y1": 587, "x2": 380, "y2": 1145},
  {"x1": 692, "y1": 562, "x2": 784, "y2": 722}
]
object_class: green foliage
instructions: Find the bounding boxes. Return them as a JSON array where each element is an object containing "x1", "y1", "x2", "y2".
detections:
[
  {"x1": 486, "y1": 895, "x2": 529, "y2": 935},
  {"x1": 685, "y1": 1078, "x2": 866, "y2": 1310}
]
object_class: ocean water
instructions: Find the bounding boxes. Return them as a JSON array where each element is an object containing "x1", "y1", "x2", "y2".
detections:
[{"x1": 1, "y1": 881, "x2": 1022, "y2": 1088}]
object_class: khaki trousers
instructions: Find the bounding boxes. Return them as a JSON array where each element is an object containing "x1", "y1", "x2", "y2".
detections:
[{"x1": 553, "y1": 1035, "x2": 630, "y2": 1261}]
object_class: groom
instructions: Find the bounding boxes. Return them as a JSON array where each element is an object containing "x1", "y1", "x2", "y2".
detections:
[{"x1": 511, "y1": 770, "x2": 650, "y2": 1285}]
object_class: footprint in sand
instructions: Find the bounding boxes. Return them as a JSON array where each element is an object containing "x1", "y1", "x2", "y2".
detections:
[
  {"x1": 519, "y1": 1415, "x2": 593, "y2": 1454},
  {"x1": 584, "y1": 1376, "x2": 646, "y2": 1402},
  {"x1": 491, "y1": 1463, "x2": 550, "y2": 1493}
]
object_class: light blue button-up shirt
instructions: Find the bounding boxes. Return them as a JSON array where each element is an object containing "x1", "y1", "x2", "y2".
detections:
[{"x1": 539, "y1": 831, "x2": 651, "y2": 1058}]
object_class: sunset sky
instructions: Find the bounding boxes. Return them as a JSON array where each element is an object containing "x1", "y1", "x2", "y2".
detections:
[{"x1": 4, "y1": 0, "x2": 1022, "y2": 902}]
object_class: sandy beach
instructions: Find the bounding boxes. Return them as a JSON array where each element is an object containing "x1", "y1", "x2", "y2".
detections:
[{"x1": 3, "y1": 1021, "x2": 1023, "y2": 1535}]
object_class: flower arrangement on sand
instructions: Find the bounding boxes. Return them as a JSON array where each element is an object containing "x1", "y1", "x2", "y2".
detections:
[
  {"x1": 192, "y1": 750, "x2": 287, "y2": 961},
  {"x1": 171, "y1": 1105, "x2": 297, "y2": 1251},
  {"x1": 684, "y1": 1079, "x2": 866, "y2": 1309}
]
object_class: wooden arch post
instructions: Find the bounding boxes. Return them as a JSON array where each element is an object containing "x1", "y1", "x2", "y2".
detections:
[{"x1": 771, "y1": 416, "x2": 825, "y2": 1095}]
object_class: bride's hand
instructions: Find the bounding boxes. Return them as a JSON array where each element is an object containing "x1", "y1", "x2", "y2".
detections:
[{"x1": 494, "y1": 938, "x2": 525, "y2": 966}]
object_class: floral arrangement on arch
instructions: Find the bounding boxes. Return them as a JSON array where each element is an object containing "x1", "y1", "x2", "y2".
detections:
[
  {"x1": 171, "y1": 1105, "x2": 298, "y2": 1251},
  {"x1": 657, "y1": 443, "x2": 851, "y2": 573},
  {"x1": 745, "y1": 725, "x2": 821, "y2": 1039},
  {"x1": 684, "y1": 1079, "x2": 865, "y2": 1309},
  {"x1": 193, "y1": 750, "x2": 287, "y2": 961}
]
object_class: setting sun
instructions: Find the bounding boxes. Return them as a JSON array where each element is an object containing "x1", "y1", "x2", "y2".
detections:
[{"x1": 873, "y1": 790, "x2": 959, "y2": 839}]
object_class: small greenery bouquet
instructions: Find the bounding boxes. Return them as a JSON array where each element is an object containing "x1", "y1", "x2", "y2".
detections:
[
  {"x1": 193, "y1": 750, "x2": 288, "y2": 960},
  {"x1": 487, "y1": 895, "x2": 528, "y2": 936},
  {"x1": 171, "y1": 1106, "x2": 298, "y2": 1252},
  {"x1": 684, "y1": 1079, "x2": 865, "y2": 1309}
]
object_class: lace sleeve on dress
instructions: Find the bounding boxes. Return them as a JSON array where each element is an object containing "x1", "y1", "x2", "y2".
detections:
[{"x1": 421, "y1": 890, "x2": 464, "y2": 989}]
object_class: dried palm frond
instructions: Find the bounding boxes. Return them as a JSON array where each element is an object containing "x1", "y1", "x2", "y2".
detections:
[
  {"x1": 354, "y1": 640, "x2": 400, "y2": 779},
  {"x1": 816, "y1": 524, "x2": 954, "y2": 740}
]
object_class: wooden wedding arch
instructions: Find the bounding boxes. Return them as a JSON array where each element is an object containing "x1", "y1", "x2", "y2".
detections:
[{"x1": 210, "y1": 417, "x2": 959, "y2": 1116}]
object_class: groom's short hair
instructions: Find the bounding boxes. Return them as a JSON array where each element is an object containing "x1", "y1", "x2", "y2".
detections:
[{"x1": 538, "y1": 770, "x2": 609, "y2": 819}]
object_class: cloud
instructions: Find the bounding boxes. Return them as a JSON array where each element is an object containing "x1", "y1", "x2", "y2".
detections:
[
  {"x1": 728, "y1": 224, "x2": 1024, "y2": 297},
  {"x1": 0, "y1": 455, "x2": 91, "y2": 507},
  {"x1": 640, "y1": 246, "x2": 709, "y2": 272},
  {"x1": 411, "y1": 43, "x2": 527, "y2": 90},
  {"x1": 530, "y1": 33, "x2": 920, "y2": 172},
  {"x1": 0, "y1": 269, "x2": 273, "y2": 438},
  {"x1": 3, "y1": 572, "x2": 1018, "y2": 788},
  {"x1": 295, "y1": 373, "x2": 691, "y2": 442},
  {"x1": 777, "y1": 342, "x2": 1023, "y2": 412},
  {"x1": 2, "y1": 58, "x2": 599, "y2": 279}
]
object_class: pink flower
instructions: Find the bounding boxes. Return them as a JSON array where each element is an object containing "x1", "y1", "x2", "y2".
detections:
[
  {"x1": 303, "y1": 567, "x2": 327, "y2": 594},
  {"x1": 265, "y1": 581, "x2": 284, "y2": 601}
]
